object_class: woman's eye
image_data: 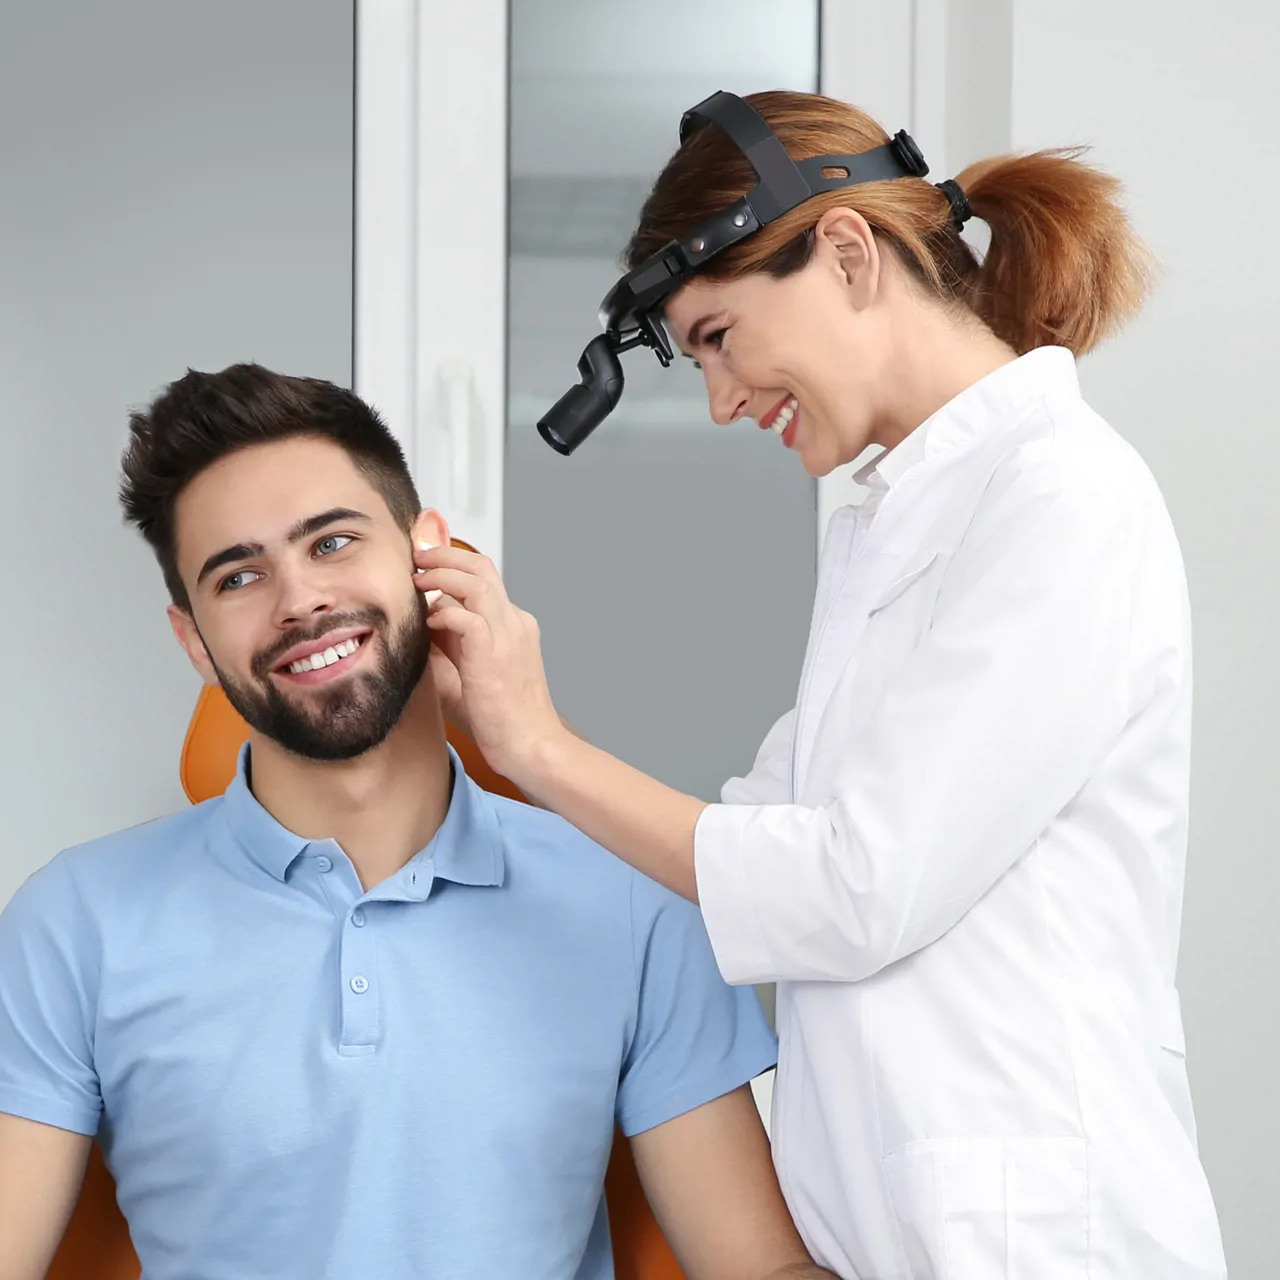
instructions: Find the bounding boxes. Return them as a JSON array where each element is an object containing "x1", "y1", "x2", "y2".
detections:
[
  {"x1": 316, "y1": 534, "x2": 354, "y2": 557},
  {"x1": 685, "y1": 327, "x2": 729, "y2": 370},
  {"x1": 219, "y1": 569, "x2": 261, "y2": 593}
]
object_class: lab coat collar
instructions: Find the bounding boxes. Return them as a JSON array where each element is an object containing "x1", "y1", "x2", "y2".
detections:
[{"x1": 853, "y1": 347, "x2": 1078, "y2": 490}]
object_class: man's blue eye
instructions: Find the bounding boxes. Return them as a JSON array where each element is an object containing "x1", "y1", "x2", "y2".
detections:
[
  {"x1": 316, "y1": 534, "x2": 354, "y2": 556},
  {"x1": 219, "y1": 570, "x2": 260, "y2": 593}
]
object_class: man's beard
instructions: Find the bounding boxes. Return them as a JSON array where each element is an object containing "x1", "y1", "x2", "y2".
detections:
[{"x1": 212, "y1": 599, "x2": 431, "y2": 762}]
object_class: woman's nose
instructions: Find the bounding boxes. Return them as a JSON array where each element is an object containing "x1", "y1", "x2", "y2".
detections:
[{"x1": 705, "y1": 368, "x2": 750, "y2": 426}]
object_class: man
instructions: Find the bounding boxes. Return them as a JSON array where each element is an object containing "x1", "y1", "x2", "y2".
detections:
[{"x1": 0, "y1": 365, "x2": 833, "y2": 1280}]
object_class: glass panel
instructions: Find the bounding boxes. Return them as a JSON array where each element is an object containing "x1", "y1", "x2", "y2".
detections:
[{"x1": 506, "y1": 3, "x2": 820, "y2": 1021}]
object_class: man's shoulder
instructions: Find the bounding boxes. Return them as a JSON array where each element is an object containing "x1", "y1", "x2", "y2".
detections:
[
  {"x1": 482, "y1": 789, "x2": 704, "y2": 931},
  {"x1": 64, "y1": 798, "x2": 224, "y2": 864},
  {"x1": 485, "y1": 790, "x2": 630, "y2": 880},
  {"x1": 43, "y1": 799, "x2": 226, "y2": 903},
  {"x1": 1, "y1": 801, "x2": 224, "y2": 954}
]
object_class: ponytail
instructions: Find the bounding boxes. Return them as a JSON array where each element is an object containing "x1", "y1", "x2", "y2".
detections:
[{"x1": 958, "y1": 148, "x2": 1155, "y2": 355}]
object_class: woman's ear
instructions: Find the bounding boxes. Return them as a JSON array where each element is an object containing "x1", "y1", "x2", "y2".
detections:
[
  {"x1": 813, "y1": 206, "x2": 881, "y2": 311},
  {"x1": 412, "y1": 508, "x2": 450, "y2": 552}
]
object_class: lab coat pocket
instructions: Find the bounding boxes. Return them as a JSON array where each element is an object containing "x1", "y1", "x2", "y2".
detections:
[
  {"x1": 866, "y1": 550, "x2": 945, "y2": 618},
  {"x1": 883, "y1": 1136, "x2": 1089, "y2": 1279}
]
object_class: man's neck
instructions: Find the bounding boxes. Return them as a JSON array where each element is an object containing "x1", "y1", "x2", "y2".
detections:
[{"x1": 247, "y1": 683, "x2": 453, "y2": 890}]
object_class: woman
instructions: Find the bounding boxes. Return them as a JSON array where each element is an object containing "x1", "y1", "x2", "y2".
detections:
[{"x1": 417, "y1": 91, "x2": 1226, "y2": 1279}]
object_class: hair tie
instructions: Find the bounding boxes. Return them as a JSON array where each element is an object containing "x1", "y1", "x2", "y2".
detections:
[{"x1": 935, "y1": 178, "x2": 973, "y2": 229}]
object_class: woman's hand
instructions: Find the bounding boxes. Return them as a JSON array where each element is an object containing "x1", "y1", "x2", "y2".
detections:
[{"x1": 413, "y1": 544, "x2": 565, "y2": 779}]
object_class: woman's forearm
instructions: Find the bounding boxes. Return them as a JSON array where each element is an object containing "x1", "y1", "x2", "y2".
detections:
[{"x1": 512, "y1": 728, "x2": 707, "y2": 903}]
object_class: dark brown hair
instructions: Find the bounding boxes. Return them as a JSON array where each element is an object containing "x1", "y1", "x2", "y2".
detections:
[
  {"x1": 120, "y1": 363, "x2": 420, "y2": 609},
  {"x1": 627, "y1": 91, "x2": 1154, "y2": 355}
]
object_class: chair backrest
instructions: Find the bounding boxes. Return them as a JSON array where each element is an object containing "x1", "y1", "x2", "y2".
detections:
[{"x1": 50, "y1": 618, "x2": 685, "y2": 1280}]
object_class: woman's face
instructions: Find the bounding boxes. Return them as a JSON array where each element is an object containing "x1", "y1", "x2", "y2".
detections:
[{"x1": 663, "y1": 211, "x2": 892, "y2": 478}]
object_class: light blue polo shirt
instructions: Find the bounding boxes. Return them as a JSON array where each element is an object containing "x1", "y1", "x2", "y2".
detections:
[{"x1": 0, "y1": 748, "x2": 775, "y2": 1279}]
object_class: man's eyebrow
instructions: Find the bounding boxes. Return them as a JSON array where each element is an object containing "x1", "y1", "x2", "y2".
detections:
[
  {"x1": 195, "y1": 509, "x2": 371, "y2": 588},
  {"x1": 286, "y1": 507, "x2": 371, "y2": 544},
  {"x1": 196, "y1": 541, "x2": 265, "y2": 587}
]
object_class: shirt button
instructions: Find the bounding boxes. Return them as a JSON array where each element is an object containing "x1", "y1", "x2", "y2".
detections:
[
  {"x1": 350, "y1": 975, "x2": 369, "y2": 994},
  {"x1": 351, "y1": 908, "x2": 366, "y2": 927},
  {"x1": 315, "y1": 855, "x2": 332, "y2": 873}
]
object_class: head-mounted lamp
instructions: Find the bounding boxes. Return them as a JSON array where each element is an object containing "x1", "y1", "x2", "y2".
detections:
[{"x1": 537, "y1": 90, "x2": 929, "y2": 454}]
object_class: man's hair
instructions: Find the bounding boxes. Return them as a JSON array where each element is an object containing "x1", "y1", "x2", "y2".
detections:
[{"x1": 120, "y1": 363, "x2": 421, "y2": 608}]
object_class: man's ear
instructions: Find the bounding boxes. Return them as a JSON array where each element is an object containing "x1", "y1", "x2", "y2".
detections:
[
  {"x1": 168, "y1": 604, "x2": 221, "y2": 688},
  {"x1": 411, "y1": 508, "x2": 450, "y2": 553},
  {"x1": 813, "y1": 205, "x2": 882, "y2": 311}
]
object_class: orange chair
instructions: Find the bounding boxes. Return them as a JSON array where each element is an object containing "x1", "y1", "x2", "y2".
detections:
[{"x1": 49, "y1": 683, "x2": 686, "y2": 1280}]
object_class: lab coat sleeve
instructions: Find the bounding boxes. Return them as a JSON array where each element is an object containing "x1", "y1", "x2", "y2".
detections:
[
  {"x1": 719, "y1": 707, "x2": 796, "y2": 805},
  {"x1": 694, "y1": 464, "x2": 1134, "y2": 985}
]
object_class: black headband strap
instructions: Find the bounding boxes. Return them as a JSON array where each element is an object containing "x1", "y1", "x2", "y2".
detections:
[
  {"x1": 680, "y1": 91, "x2": 811, "y2": 222},
  {"x1": 681, "y1": 92, "x2": 932, "y2": 228}
]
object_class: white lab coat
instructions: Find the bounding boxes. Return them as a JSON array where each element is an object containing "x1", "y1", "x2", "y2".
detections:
[{"x1": 694, "y1": 349, "x2": 1227, "y2": 1280}]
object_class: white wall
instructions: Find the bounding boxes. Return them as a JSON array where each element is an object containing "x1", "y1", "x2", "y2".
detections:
[
  {"x1": 935, "y1": 1, "x2": 1279, "y2": 1272},
  {"x1": 0, "y1": 1, "x2": 354, "y2": 906}
]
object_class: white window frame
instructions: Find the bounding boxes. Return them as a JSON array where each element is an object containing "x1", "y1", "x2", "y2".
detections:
[{"x1": 354, "y1": 0, "x2": 508, "y2": 567}]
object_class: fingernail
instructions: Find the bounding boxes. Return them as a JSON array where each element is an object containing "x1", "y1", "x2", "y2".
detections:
[{"x1": 417, "y1": 540, "x2": 443, "y2": 605}]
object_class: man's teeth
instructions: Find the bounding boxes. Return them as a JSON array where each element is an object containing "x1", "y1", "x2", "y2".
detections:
[
  {"x1": 771, "y1": 397, "x2": 799, "y2": 435},
  {"x1": 288, "y1": 636, "x2": 362, "y2": 675}
]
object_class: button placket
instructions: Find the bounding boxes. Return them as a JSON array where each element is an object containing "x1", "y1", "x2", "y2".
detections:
[{"x1": 338, "y1": 898, "x2": 380, "y2": 1053}]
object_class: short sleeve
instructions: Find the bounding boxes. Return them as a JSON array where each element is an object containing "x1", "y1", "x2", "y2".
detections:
[
  {"x1": 0, "y1": 855, "x2": 103, "y2": 1135},
  {"x1": 615, "y1": 873, "x2": 776, "y2": 1138}
]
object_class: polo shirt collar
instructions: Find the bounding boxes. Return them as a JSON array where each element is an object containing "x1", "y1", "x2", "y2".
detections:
[{"x1": 221, "y1": 743, "x2": 505, "y2": 890}]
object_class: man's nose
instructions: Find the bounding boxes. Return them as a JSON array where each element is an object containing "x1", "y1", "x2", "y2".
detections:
[{"x1": 272, "y1": 564, "x2": 338, "y2": 627}]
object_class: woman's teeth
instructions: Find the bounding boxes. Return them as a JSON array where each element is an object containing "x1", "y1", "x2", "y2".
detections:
[
  {"x1": 288, "y1": 635, "x2": 362, "y2": 675},
  {"x1": 771, "y1": 397, "x2": 799, "y2": 435}
]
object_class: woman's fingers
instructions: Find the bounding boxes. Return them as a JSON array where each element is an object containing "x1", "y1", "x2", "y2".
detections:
[
  {"x1": 425, "y1": 600, "x2": 491, "y2": 644},
  {"x1": 416, "y1": 566, "x2": 516, "y2": 633},
  {"x1": 413, "y1": 545, "x2": 506, "y2": 592},
  {"x1": 412, "y1": 542, "x2": 485, "y2": 568}
]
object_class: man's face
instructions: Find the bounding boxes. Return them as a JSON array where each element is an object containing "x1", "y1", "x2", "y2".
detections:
[{"x1": 169, "y1": 437, "x2": 436, "y2": 761}]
